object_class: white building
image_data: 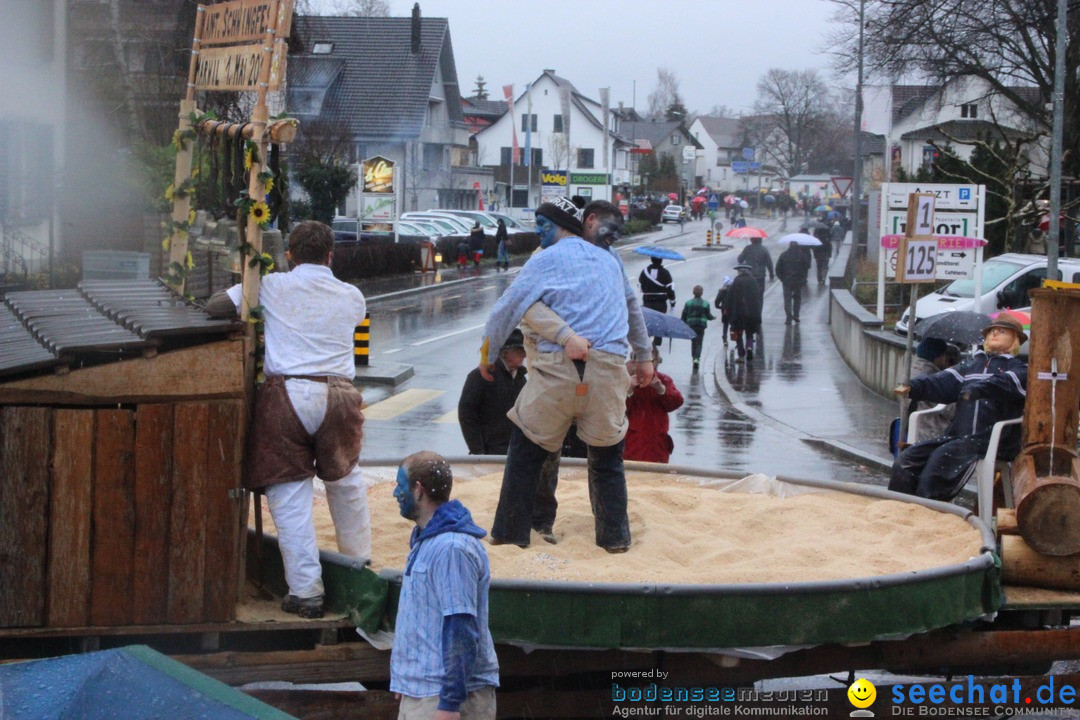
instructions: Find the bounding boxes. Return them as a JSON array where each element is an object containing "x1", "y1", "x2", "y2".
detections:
[
  {"x1": 863, "y1": 77, "x2": 1044, "y2": 181},
  {"x1": 690, "y1": 116, "x2": 743, "y2": 191},
  {"x1": 474, "y1": 70, "x2": 631, "y2": 211}
]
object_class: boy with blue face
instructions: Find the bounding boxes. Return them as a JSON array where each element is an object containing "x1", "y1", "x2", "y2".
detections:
[{"x1": 389, "y1": 452, "x2": 499, "y2": 719}]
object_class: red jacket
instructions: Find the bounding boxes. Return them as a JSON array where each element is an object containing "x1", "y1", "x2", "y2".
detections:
[{"x1": 623, "y1": 371, "x2": 684, "y2": 463}]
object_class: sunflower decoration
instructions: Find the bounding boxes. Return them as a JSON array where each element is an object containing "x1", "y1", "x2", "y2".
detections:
[
  {"x1": 258, "y1": 169, "x2": 275, "y2": 193},
  {"x1": 250, "y1": 200, "x2": 271, "y2": 229}
]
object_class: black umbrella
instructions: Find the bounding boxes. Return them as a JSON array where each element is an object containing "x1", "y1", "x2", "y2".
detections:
[
  {"x1": 640, "y1": 307, "x2": 696, "y2": 339},
  {"x1": 913, "y1": 311, "x2": 992, "y2": 345},
  {"x1": 803, "y1": 220, "x2": 827, "y2": 230}
]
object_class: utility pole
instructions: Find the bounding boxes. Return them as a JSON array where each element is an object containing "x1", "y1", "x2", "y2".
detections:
[
  {"x1": 851, "y1": 0, "x2": 865, "y2": 255},
  {"x1": 1048, "y1": 0, "x2": 1067, "y2": 277}
]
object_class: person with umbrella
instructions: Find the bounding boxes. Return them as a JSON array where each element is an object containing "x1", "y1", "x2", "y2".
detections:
[
  {"x1": 727, "y1": 264, "x2": 763, "y2": 361},
  {"x1": 775, "y1": 240, "x2": 810, "y2": 324},
  {"x1": 624, "y1": 348, "x2": 684, "y2": 463},
  {"x1": 681, "y1": 284, "x2": 716, "y2": 369},
  {"x1": 640, "y1": 256, "x2": 676, "y2": 346},
  {"x1": 736, "y1": 236, "x2": 775, "y2": 301},
  {"x1": 889, "y1": 315, "x2": 1028, "y2": 501}
]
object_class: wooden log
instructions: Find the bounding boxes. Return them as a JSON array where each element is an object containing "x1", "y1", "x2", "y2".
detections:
[
  {"x1": 996, "y1": 507, "x2": 1019, "y2": 536},
  {"x1": 47, "y1": 410, "x2": 94, "y2": 627},
  {"x1": 133, "y1": 404, "x2": 174, "y2": 625},
  {"x1": 1013, "y1": 449, "x2": 1080, "y2": 555},
  {"x1": 0, "y1": 406, "x2": 51, "y2": 627},
  {"x1": 1002, "y1": 533, "x2": 1080, "y2": 590},
  {"x1": 203, "y1": 400, "x2": 243, "y2": 622},
  {"x1": 197, "y1": 118, "x2": 299, "y2": 144},
  {"x1": 168, "y1": 402, "x2": 209, "y2": 623},
  {"x1": 90, "y1": 409, "x2": 136, "y2": 626},
  {"x1": 243, "y1": 690, "x2": 397, "y2": 720},
  {"x1": 1013, "y1": 287, "x2": 1080, "y2": 555}
]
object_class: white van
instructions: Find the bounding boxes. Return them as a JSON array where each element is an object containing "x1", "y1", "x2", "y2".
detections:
[{"x1": 896, "y1": 253, "x2": 1080, "y2": 334}]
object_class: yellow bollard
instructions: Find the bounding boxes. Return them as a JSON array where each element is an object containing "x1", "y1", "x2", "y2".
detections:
[
  {"x1": 354, "y1": 312, "x2": 370, "y2": 367},
  {"x1": 706, "y1": 229, "x2": 712, "y2": 247}
]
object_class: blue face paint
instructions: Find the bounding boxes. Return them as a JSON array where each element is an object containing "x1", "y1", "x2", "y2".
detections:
[
  {"x1": 394, "y1": 465, "x2": 417, "y2": 519},
  {"x1": 536, "y1": 215, "x2": 558, "y2": 248}
]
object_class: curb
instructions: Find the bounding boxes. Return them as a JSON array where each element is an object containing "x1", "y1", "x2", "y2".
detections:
[{"x1": 710, "y1": 354, "x2": 893, "y2": 474}]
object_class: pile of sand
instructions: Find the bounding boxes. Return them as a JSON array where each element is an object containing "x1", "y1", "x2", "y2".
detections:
[{"x1": 257, "y1": 468, "x2": 983, "y2": 585}]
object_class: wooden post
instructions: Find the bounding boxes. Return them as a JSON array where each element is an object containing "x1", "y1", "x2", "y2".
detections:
[
  {"x1": 164, "y1": 5, "x2": 207, "y2": 294},
  {"x1": 1013, "y1": 287, "x2": 1080, "y2": 555}
]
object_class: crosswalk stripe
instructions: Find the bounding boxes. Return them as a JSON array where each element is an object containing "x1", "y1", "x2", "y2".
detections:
[
  {"x1": 435, "y1": 409, "x2": 458, "y2": 424},
  {"x1": 362, "y1": 388, "x2": 444, "y2": 420}
]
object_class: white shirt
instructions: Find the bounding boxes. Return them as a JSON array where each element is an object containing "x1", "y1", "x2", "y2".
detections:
[{"x1": 226, "y1": 263, "x2": 366, "y2": 378}]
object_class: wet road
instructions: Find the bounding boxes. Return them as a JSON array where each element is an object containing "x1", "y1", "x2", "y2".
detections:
[{"x1": 357, "y1": 218, "x2": 885, "y2": 486}]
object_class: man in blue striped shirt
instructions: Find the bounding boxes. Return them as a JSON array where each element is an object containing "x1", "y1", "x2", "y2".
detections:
[
  {"x1": 479, "y1": 197, "x2": 653, "y2": 552},
  {"x1": 390, "y1": 451, "x2": 499, "y2": 718}
]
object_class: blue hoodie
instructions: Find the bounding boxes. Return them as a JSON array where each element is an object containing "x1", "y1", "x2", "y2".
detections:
[{"x1": 398, "y1": 499, "x2": 497, "y2": 712}]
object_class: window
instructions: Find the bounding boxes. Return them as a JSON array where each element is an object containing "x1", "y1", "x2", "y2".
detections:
[
  {"x1": 521, "y1": 114, "x2": 537, "y2": 132},
  {"x1": 0, "y1": 120, "x2": 53, "y2": 223},
  {"x1": 501, "y1": 147, "x2": 513, "y2": 165},
  {"x1": 671, "y1": 134, "x2": 680, "y2": 145},
  {"x1": 577, "y1": 148, "x2": 594, "y2": 168},
  {"x1": 531, "y1": 148, "x2": 543, "y2": 167},
  {"x1": 553, "y1": 114, "x2": 563, "y2": 132},
  {"x1": 960, "y1": 103, "x2": 978, "y2": 119},
  {"x1": 312, "y1": 42, "x2": 333, "y2": 54}
]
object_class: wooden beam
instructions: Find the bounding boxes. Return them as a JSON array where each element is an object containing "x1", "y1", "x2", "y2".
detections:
[
  {"x1": 90, "y1": 409, "x2": 136, "y2": 627},
  {"x1": 47, "y1": 409, "x2": 94, "y2": 627},
  {"x1": 0, "y1": 339, "x2": 246, "y2": 406},
  {"x1": 0, "y1": 407, "x2": 51, "y2": 627},
  {"x1": 243, "y1": 689, "x2": 398, "y2": 720}
]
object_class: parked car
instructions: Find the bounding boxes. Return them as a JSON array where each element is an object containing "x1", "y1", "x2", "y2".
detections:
[
  {"x1": 331, "y1": 216, "x2": 359, "y2": 242},
  {"x1": 434, "y1": 209, "x2": 527, "y2": 235},
  {"x1": 487, "y1": 211, "x2": 532, "y2": 231},
  {"x1": 895, "y1": 252, "x2": 1080, "y2": 334},
  {"x1": 400, "y1": 212, "x2": 472, "y2": 235},
  {"x1": 661, "y1": 205, "x2": 686, "y2": 223},
  {"x1": 398, "y1": 221, "x2": 442, "y2": 241}
]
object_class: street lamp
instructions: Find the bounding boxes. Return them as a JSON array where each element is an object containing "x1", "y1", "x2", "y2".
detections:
[{"x1": 851, "y1": 0, "x2": 865, "y2": 255}]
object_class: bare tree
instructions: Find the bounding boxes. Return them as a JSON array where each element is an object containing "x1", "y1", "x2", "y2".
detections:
[
  {"x1": 646, "y1": 68, "x2": 683, "y2": 119},
  {"x1": 825, "y1": 0, "x2": 1078, "y2": 177},
  {"x1": 295, "y1": 0, "x2": 390, "y2": 15},
  {"x1": 547, "y1": 133, "x2": 574, "y2": 171},
  {"x1": 708, "y1": 104, "x2": 736, "y2": 118},
  {"x1": 744, "y1": 69, "x2": 834, "y2": 181}
]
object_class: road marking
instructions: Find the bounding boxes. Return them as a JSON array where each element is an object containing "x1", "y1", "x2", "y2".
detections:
[
  {"x1": 443, "y1": 294, "x2": 462, "y2": 300},
  {"x1": 412, "y1": 322, "x2": 485, "y2": 346},
  {"x1": 435, "y1": 409, "x2": 458, "y2": 424},
  {"x1": 362, "y1": 388, "x2": 444, "y2": 420},
  {"x1": 382, "y1": 348, "x2": 403, "y2": 354}
]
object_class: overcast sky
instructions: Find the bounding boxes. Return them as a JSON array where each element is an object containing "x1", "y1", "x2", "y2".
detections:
[{"x1": 378, "y1": 0, "x2": 845, "y2": 115}]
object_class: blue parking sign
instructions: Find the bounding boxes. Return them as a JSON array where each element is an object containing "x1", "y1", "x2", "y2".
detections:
[
  {"x1": 708, "y1": 193, "x2": 719, "y2": 209},
  {"x1": 959, "y1": 188, "x2": 971, "y2": 200}
]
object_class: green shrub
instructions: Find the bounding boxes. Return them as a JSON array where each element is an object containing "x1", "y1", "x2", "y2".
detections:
[{"x1": 621, "y1": 219, "x2": 654, "y2": 236}]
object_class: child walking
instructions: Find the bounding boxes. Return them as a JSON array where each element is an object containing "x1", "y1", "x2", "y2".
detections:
[{"x1": 681, "y1": 284, "x2": 716, "y2": 369}]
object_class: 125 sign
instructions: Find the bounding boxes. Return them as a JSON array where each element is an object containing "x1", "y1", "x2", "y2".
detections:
[{"x1": 898, "y1": 238, "x2": 937, "y2": 283}]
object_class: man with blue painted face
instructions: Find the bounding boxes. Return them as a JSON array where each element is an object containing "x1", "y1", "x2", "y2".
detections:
[
  {"x1": 390, "y1": 451, "x2": 499, "y2": 719},
  {"x1": 478, "y1": 196, "x2": 653, "y2": 553}
]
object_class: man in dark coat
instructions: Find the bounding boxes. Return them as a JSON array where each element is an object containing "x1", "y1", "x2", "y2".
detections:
[
  {"x1": 889, "y1": 316, "x2": 1028, "y2": 501},
  {"x1": 736, "y1": 236, "x2": 774, "y2": 300},
  {"x1": 639, "y1": 256, "x2": 676, "y2": 346},
  {"x1": 458, "y1": 329, "x2": 527, "y2": 454},
  {"x1": 469, "y1": 222, "x2": 485, "y2": 267},
  {"x1": 775, "y1": 240, "x2": 810, "y2": 324},
  {"x1": 458, "y1": 329, "x2": 559, "y2": 542},
  {"x1": 726, "y1": 264, "x2": 763, "y2": 361},
  {"x1": 811, "y1": 226, "x2": 831, "y2": 285}
]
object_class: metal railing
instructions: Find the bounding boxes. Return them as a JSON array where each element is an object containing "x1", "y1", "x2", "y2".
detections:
[{"x1": 0, "y1": 220, "x2": 52, "y2": 292}]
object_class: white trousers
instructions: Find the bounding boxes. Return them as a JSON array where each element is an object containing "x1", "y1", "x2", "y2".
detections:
[{"x1": 264, "y1": 380, "x2": 371, "y2": 600}]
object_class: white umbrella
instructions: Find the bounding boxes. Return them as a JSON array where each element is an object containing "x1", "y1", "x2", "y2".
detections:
[
  {"x1": 778, "y1": 232, "x2": 822, "y2": 246},
  {"x1": 739, "y1": 200, "x2": 749, "y2": 209}
]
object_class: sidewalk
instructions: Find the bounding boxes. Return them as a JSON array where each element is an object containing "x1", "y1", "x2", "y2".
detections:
[{"x1": 712, "y1": 239, "x2": 898, "y2": 474}]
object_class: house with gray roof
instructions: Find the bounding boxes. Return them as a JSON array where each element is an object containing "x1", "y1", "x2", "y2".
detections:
[
  {"x1": 624, "y1": 118, "x2": 703, "y2": 193},
  {"x1": 690, "y1": 116, "x2": 745, "y2": 191},
  {"x1": 287, "y1": 7, "x2": 491, "y2": 215}
]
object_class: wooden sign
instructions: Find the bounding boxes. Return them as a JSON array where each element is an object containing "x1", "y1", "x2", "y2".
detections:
[
  {"x1": 194, "y1": 44, "x2": 271, "y2": 92},
  {"x1": 896, "y1": 193, "x2": 938, "y2": 284},
  {"x1": 201, "y1": 0, "x2": 278, "y2": 46}
]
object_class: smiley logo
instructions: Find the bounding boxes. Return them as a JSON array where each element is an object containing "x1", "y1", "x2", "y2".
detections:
[{"x1": 848, "y1": 678, "x2": 876, "y2": 709}]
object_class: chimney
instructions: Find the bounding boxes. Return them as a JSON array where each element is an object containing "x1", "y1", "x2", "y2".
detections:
[{"x1": 411, "y1": 3, "x2": 421, "y2": 54}]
